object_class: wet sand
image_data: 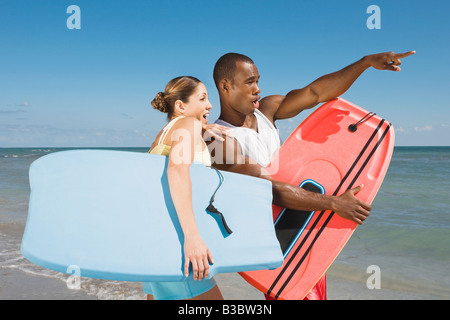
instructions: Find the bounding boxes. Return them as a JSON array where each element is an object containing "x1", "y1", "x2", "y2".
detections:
[{"x1": 1, "y1": 267, "x2": 439, "y2": 300}]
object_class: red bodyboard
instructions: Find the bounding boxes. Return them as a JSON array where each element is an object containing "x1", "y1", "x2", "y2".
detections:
[{"x1": 240, "y1": 98, "x2": 395, "y2": 300}]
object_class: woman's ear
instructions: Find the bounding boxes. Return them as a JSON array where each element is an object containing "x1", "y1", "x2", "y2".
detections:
[{"x1": 174, "y1": 100, "x2": 185, "y2": 115}]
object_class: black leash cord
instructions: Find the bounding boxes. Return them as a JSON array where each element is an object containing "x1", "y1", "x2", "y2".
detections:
[
  {"x1": 206, "y1": 167, "x2": 233, "y2": 235},
  {"x1": 348, "y1": 112, "x2": 376, "y2": 132}
]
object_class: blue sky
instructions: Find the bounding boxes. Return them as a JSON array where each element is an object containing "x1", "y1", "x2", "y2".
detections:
[{"x1": 1, "y1": 0, "x2": 449, "y2": 147}]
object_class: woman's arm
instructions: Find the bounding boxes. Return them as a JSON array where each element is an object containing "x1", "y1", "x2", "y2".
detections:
[{"x1": 167, "y1": 117, "x2": 213, "y2": 280}]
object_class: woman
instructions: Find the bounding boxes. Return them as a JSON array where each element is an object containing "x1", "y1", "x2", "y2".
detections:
[{"x1": 144, "y1": 76, "x2": 230, "y2": 300}]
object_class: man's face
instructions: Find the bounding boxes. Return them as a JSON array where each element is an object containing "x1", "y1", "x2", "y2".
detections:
[{"x1": 228, "y1": 61, "x2": 261, "y2": 115}]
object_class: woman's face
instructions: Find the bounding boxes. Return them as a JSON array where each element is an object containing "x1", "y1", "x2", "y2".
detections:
[{"x1": 183, "y1": 82, "x2": 212, "y2": 125}]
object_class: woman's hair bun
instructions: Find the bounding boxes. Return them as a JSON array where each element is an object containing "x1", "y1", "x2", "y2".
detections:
[
  {"x1": 151, "y1": 91, "x2": 168, "y2": 113},
  {"x1": 150, "y1": 76, "x2": 201, "y2": 119}
]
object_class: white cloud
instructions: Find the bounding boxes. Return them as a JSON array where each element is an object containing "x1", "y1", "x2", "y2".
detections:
[
  {"x1": 414, "y1": 125, "x2": 433, "y2": 132},
  {"x1": 134, "y1": 129, "x2": 147, "y2": 137},
  {"x1": 0, "y1": 101, "x2": 31, "y2": 114},
  {"x1": 0, "y1": 109, "x2": 28, "y2": 114},
  {"x1": 396, "y1": 126, "x2": 410, "y2": 134},
  {"x1": 17, "y1": 102, "x2": 30, "y2": 107}
]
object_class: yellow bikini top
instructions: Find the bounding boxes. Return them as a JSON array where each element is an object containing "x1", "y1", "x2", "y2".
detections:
[{"x1": 149, "y1": 116, "x2": 211, "y2": 167}]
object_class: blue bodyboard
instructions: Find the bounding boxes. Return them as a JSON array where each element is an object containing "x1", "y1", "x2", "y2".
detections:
[{"x1": 21, "y1": 150, "x2": 283, "y2": 282}]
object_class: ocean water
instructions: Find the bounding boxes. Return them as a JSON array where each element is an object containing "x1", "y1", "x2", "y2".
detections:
[
  {"x1": 0, "y1": 148, "x2": 149, "y2": 300},
  {"x1": 0, "y1": 147, "x2": 449, "y2": 299},
  {"x1": 330, "y1": 146, "x2": 450, "y2": 299}
]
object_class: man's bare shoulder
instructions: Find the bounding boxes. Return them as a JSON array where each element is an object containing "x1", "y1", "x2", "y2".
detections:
[{"x1": 257, "y1": 95, "x2": 285, "y2": 124}]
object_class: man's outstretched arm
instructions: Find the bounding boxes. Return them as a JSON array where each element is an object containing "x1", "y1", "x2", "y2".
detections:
[
  {"x1": 259, "y1": 51, "x2": 416, "y2": 122},
  {"x1": 208, "y1": 136, "x2": 371, "y2": 225}
]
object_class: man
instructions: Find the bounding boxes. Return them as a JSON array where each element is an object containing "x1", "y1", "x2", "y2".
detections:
[{"x1": 207, "y1": 51, "x2": 415, "y2": 299}]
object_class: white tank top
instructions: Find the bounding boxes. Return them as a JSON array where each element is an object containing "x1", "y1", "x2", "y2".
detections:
[{"x1": 215, "y1": 109, "x2": 281, "y2": 167}]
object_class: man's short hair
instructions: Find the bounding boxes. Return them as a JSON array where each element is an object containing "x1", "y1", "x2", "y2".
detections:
[{"x1": 213, "y1": 53, "x2": 254, "y2": 88}]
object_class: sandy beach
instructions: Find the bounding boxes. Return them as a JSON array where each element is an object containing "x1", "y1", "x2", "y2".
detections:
[{"x1": 1, "y1": 266, "x2": 441, "y2": 300}]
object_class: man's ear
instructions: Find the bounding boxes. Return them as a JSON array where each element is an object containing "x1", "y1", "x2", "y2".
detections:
[{"x1": 219, "y1": 79, "x2": 230, "y2": 94}]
